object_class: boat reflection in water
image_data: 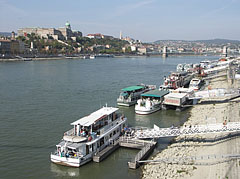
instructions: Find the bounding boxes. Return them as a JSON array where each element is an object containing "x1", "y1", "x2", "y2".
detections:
[{"x1": 50, "y1": 163, "x2": 80, "y2": 177}]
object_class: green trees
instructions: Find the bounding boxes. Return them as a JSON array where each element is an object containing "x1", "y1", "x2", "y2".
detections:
[{"x1": 18, "y1": 34, "x2": 131, "y2": 55}]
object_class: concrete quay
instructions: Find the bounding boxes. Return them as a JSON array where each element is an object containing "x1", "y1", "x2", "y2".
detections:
[{"x1": 142, "y1": 73, "x2": 240, "y2": 179}]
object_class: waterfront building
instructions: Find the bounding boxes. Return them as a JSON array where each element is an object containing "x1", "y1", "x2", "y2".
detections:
[
  {"x1": 138, "y1": 47, "x2": 147, "y2": 55},
  {"x1": 0, "y1": 39, "x2": 25, "y2": 55},
  {"x1": 18, "y1": 22, "x2": 82, "y2": 41},
  {"x1": 0, "y1": 40, "x2": 11, "y2": 54}
]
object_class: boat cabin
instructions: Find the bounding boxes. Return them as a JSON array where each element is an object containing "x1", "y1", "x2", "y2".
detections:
[
  {"x1": 69, "y1": 107, "x2": 122, "y2": 138},
  {"x1": 120, "y1": 85, "x2": 146, "y2": 97},
  {"x1": 140, "y1": 89, "x2": 169, "y2": 101}
]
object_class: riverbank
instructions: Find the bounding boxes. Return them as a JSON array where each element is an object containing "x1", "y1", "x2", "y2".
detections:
[
  {"x1": 142, "y1": 75, "x2": 240, "y2": 178},
  {"x1": 0, "y1": 53, "x2": 215, "y2": 62}
]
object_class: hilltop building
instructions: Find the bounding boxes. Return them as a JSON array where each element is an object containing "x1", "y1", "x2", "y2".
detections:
[
  {"x1": 18, "y1": 22, "x2": 82, "y2": 41},
  {"x1": 86, "y1": 33, "x2": 114, "y2": 39}
]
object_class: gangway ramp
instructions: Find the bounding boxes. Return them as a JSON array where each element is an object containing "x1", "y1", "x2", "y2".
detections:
[{"x1": 132, "y1": 122, "x2": 240, "y2": 139}]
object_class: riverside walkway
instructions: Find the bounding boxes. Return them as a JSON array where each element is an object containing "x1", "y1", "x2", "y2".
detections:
[
  {"x1": 138, "y1": 153, "x2": 240, "y2": 165},
  {"x1": 132, "y1": 122, "x2": 240, "y2": 139}
]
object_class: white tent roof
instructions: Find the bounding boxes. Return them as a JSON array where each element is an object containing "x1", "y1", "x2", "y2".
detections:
[
  {"x1": 71, "y1": 107, "x2": 119, "y2": 127},
  {"x1": 165, "y1": 93, "x2": 187, "y2": 98}
]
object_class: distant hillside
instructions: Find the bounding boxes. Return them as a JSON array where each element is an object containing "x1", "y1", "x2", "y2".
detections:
[
  {"x1": 154, "y1": 38, "x2": 240, "y2": 45},
  {"x1": 193, "y1": 39, "x2": 240, "y2": 45},
  {"x1": 0, "y1": 32, "x2": 12, "y2": 37},
  {"x1": 154, "y1": 39, "x2": 187, "y2": 44}
]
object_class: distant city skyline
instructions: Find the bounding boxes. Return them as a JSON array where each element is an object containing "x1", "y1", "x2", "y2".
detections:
[{"x1": 0, "y1": 0, "x2": 240, "y2": 42}]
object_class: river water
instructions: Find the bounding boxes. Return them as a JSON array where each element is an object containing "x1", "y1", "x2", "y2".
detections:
[{"x1": 0, "y1": 55, "x2": 217, "y2": 179}]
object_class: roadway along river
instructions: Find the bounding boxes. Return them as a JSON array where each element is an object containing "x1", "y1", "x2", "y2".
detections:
[{"x1": 0, "y1": 55, "x2": 217, "y2": 179}]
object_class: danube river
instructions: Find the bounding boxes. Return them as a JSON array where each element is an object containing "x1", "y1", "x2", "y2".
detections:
[{"x1": 0, "y1": 55, "x2": 217, "y2": 179}]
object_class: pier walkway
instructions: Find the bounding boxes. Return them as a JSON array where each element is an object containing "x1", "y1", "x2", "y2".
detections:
[
  {"x1": 93, "y1": 136, "x2": 157, "y2": 169},
  {"x1": 138, "y1": 153, "x2": 240, "y2": 166},
  {"x1": 203, "y1": 73, "x2": 226, "y2": 80},
  {"x1": 132, "y1": 122, "x2": 240, "y2": 139},
  {"x1": 128, "y1": 140, "x2": 157, "y2": 169},
  {"x1": 93, "y1": 122, "x2": 240, "y2": 169}
]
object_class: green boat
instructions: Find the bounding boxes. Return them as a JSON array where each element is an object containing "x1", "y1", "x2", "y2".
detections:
[{"x1": 117, "y1": 84, "x2": 156, "y2": 106}]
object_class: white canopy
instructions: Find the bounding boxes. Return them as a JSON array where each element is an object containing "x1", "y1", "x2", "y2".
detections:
[
  {"x1": 63, "y1": 135, "x2": 87, "y2": 143},
  {"x1": 71, "y1": 107, "x2": 119, "y2": 127}
]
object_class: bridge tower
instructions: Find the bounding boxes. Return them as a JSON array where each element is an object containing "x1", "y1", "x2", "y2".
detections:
[
  {"x1": 162, "y1": 46, "x2": 168, "y2": 57},
  {"x1": 222, "y1": 46, "x2": 228, "y2": 58}
]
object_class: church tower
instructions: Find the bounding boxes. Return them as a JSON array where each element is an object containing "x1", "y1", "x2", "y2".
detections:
[
  {"x1": 65, "y1": 21, "x2": 71, "y2": 30},
  {"x1": 120, "y1": 30, "x2": 122, "y2": 40}
]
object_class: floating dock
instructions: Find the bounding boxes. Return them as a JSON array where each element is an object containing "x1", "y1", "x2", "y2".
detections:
[
  {"x1": 92, "y1": 136, "x2": 157, "y2": 169},
  {"x1": 93, "y1": 142, "x2": 120, "y2": 163},
  {"x1": 128, "y1": 140, "x2": 157, "y2": 169}
]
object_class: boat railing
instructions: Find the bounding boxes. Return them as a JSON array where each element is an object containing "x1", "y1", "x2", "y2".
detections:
[
  {"x1": 117, "y1": 97, "x2": 132, "y2": 103},
  {"x1": 64, "y1": 128, "x2": 74, "y2": 136},
  {"x1": 52, "y1": 150, "x2": 82, "y2": 159},
  {"x1": 99, "y1": 116, "x2": 125, "y2": 135}
]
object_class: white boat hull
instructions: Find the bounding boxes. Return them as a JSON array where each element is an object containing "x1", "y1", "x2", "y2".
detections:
[
  {"x1": 50, "y1": 154, "x2": 91, "y2": 167},
  {"x1": 135, "y1": 106, "x2": 161, "y2": 115},
  {"x1": 117, "y1": 101, "x2": 136, "y2": 107}
]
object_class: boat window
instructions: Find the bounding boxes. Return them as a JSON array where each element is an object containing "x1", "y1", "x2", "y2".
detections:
[
  {"x1": 86, "y1": 145, "x2": 89, "y2": 155},
  {"x1": 110, "y1": 133, "x2": 112, "y2": 138},
  {"x1": 113, "y1": 130, "x2": 116, "y2": 135}
]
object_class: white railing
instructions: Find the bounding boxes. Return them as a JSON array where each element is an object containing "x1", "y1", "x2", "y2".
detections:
[
  {"x1": 138, "y1": 153, "x2": 240, "y2": 165},
  {"x1": 133, "y1": 139, "x2": 155, "y2": 162},
  {"x1": 133, "y1": 122, "x2": 240, "y2": 139},
  {"x1": 99, "y1": 117, "x2": 125, "y2": 135},
  {"x1": 64, "y1": 128, "x2": 74, "y2": 136}
]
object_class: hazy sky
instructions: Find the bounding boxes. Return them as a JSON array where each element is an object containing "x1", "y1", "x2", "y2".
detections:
[{"x1": 0, "y1": 0, "x2": 239, "y2": 42}]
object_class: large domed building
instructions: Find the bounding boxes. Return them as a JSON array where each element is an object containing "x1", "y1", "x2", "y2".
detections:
[{"x1": 18, "y1": 22, "x2": 82, "y2": 41}]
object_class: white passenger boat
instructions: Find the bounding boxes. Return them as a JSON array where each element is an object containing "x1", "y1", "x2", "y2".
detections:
[
  {"x1": 117, "y1": 85, "x2": 156, "y2": 107},
  {"x1": 162, "y1": 72, "x2": 194, "y2": 89},
  {"x1": 135, "y1": 89, "x2": 169, "y2": 115},
  {"x1": 50, "y1": 106, "x2": 127, "y2": 167}
]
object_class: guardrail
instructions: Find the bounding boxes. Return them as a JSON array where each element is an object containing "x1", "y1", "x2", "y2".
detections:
[
  {"x1": 133, "y1": 122, "x2": 240, "y2": 139},
  {"x1": 64, "y1": 128, "x2": 74, "y2": 136}
]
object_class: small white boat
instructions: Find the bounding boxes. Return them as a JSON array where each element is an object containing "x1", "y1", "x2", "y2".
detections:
[
  {"x1": 176, "y1": 64, "x2": 184, "y2": 72},
  {"x1": 50, "y1": 106, "x2": 127, "y2": 167},
  {"x1": 189, "y1": 78, "x2": 202, "y2": 91},
  {"x1": 135, "y1": 89, "x2": 169, "y2": 115},
  {"x1": 23, "y1": 58, "x2": 32, "y2": 61},
  {"x1": 90, "y1": 55, "x2": 95, "y2": 59}
]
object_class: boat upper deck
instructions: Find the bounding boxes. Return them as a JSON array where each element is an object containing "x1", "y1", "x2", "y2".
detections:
[
  {"x1": 141, "y1": 89, "x2": 169, "y2": 98},
  {"x1": 71, "y1": 107, "x2": 119, "y2": 127},
  {"x1": 121, "y1": 85, "x2": 145, "y2": 92}
]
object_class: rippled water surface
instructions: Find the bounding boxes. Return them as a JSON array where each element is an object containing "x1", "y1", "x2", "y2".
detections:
[{"x1": 0, "y1": 56, "x2": 217, "y2": 179}]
